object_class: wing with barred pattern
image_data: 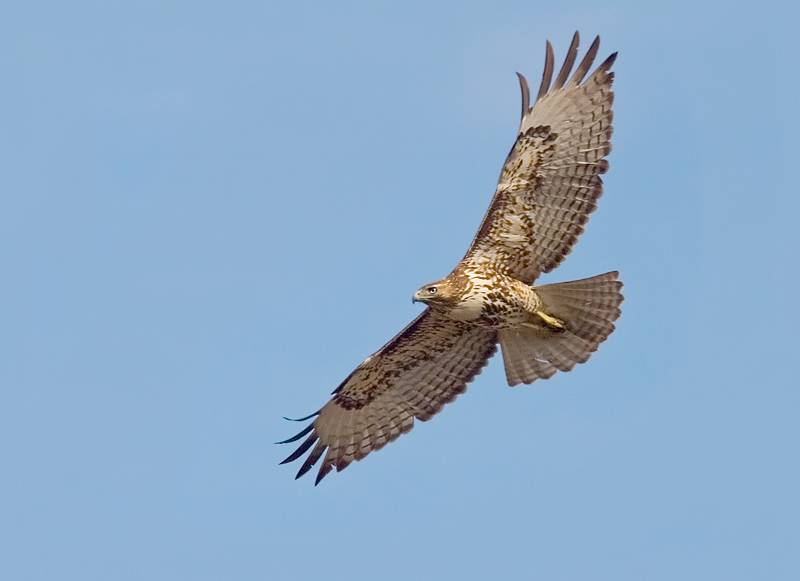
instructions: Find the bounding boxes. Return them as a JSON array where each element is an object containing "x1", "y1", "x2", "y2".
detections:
[
  {"x1": 279, "y1": 310, "x2": 497, "y2": 484},
  {"x1": 463, "y1": 32, "x2": 616, "y2": 284}
]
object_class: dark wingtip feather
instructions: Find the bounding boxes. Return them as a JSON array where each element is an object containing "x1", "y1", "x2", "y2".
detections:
[
  {"x1": 516, "y1": 72, "x2": 530, "y2": 121},
  {"x1": 275, "y1": 423, "x2": 314, "y2": 445},
  {"x1": 552, "y1": 31, "x2": 580, "y2": 90},
  {"x1": 295, "y1": 442, "x2": 326, "y2": 479},
  {"x1": 535, "y1": 40, "x2": 554, "y2": 103},
  {"x1": 600, "y1": 51, "x2": 618, "y2": 71},
  {"x1": 280, "y1": 432, "x2": 318, "y2": 465},
  {"x1": 283, "y1": 410, "x2": 320, "y2": 422},
  {"x1": 570, "y1": 35, "x2": 600, "y2": 86},
  {"x1": 314, "y1": 463, "x2": 334, "y2": 486}
]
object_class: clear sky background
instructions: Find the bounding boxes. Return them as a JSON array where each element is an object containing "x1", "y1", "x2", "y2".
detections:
[{"x1": 2, "y1": 1, "x2": 798, "y2": 579}]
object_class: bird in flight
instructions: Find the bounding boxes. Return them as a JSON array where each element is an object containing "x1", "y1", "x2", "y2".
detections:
[{"x1": 279, "y1": 32, "x2": 623, "y2": 485}]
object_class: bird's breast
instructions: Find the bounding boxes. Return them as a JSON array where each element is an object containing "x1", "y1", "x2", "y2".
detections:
[
  {"x1": 446, "y1": 293, "x2": 486, "y2": 321},
  {"x1": 440, "y1": 269, "x2": 542, "y2": 329}
]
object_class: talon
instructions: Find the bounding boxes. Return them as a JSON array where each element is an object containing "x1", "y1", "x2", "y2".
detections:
[{"x1": 536, "y1": 311, "x2": 565, "y2": 329}]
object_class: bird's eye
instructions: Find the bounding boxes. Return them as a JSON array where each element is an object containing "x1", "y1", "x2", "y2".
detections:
[{"x1": 427, "y1": 287, "x2": 438, "y2": 294}]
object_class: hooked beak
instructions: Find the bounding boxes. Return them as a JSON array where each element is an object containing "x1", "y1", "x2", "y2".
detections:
[{"x1": 412, "y1": 290, "x2": 424, "y2": 304}]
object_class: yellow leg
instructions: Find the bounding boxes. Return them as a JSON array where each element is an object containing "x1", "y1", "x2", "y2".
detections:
[{"x1": 535, "y1": 311, "x2": 565, "y2": 329}]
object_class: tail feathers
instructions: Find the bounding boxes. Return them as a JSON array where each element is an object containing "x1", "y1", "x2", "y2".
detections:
[
  {"x1": 500, "y1": 327, "x2": 558, "y2": 386},
  {"x1": 499, "y1": 271, "x2": 623, "y2": 386}
]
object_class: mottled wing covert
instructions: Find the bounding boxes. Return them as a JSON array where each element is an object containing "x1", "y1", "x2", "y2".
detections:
[
  {"x1": 279, "y1": 310, "x2": 497, "y2": 484},
  {"x1": 463, "y1": 32, "x2": 617, "y2": 284}
]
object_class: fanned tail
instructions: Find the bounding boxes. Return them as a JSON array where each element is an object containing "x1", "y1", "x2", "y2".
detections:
[{"x1": 499, "y1": 271, "x2": 623, "y2": 386}]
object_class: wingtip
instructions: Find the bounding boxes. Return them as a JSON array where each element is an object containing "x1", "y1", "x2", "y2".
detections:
[
  {"x1": 314, "y1": 463, "x2": 333, "y2": 486},
  {"x1": 552, "y1": 31, "x2": 581, "y2": 90},
  {"x1": 535, "y1": 40, "x2": 555, "y2": 103},
  {"x1": 275, "y1": 423, "x2": 315, "y2": 445},
  {"x1": 569, "y1": 34, "x2": 601, "y2": 86},
  {"x1": 516, "y1": 72, "x2": 530, "y2": 122},
  {"x1": 282, "y1": 410, "x2": 321, "y2": 422},
  {"x1": 293, "y1": 440, "x2": 326, "y2": 480},
  {"x1": 279, "y1": 432, "x2": 318, "y2": 465},
  {"x1": 603, "y1": 51, "x2": 618, "y2": 70}
]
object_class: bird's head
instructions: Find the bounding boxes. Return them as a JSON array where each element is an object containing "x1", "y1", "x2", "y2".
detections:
[{"x1": 412, "y1": 278, "x2": 458, "y2": 308}]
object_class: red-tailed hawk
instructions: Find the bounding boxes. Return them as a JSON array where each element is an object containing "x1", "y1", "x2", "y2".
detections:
[{"x1": 279, "y1": 32, "x2": 623, "y2": 484}]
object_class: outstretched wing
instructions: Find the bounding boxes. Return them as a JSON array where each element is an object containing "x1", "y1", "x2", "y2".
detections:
[
  {"x1": 279, "y1": 310, "x2": 497, "y2": 484},
  {"x1": 462, "y1": 32, "x2": 616, "y2": 284}
]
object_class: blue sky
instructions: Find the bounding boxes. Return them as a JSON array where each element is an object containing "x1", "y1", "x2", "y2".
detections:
[{"x1": 2, "y1": 1, "x2": 798, "y2": 579}]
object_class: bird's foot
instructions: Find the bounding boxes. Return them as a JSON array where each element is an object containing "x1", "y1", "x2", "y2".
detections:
[{"x1": 535, "y1": 311, "x2": 566, "y2": 329}]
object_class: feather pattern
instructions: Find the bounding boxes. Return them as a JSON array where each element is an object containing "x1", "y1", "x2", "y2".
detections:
[
  {"x1": 280, "y1": 32, "x2": 621, "y2": 484},
  {"x1": 499, "y1": 272, "x2": 623, "y2": 385},
  {"x1": 464, "y1": 33, "x2": 616, "y2": 284},
  {"x1": 280, "y1": 310, "x2": 497, "y2": 484}
]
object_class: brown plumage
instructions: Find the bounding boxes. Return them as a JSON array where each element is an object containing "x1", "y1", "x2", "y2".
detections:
[{"x1": 279, "y1": 32, "x2": 623, "y2": 484}]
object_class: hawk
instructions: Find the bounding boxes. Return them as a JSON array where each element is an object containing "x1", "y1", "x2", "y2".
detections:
[{"x1": 279, "y1": 32, "x2": 623, "y2": 484}]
